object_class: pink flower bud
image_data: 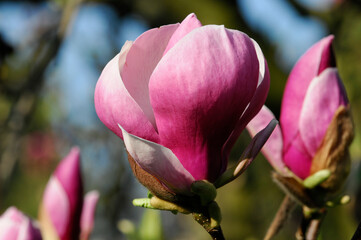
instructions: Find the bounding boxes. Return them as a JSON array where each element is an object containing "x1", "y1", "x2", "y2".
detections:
[
  {"x1": 280, "y1": 35, "x2": 348, "y2": 179},
  {"x1": 39, "y1": 147, "x2": 83, "y2": 240},
  {"x1": 247, "y1": 35, "x2": 353, "y2": 188},
  {"x1": 95, "y1": 13, "x2": 269, "y2": 199},
  {"x1": 0, "y1": 207, "x2": 41, "y2": 240}
]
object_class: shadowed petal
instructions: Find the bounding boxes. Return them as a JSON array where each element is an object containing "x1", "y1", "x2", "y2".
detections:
[
  {"x1": 18, "y1": 218, "x2": 41, "y2": 240},
  {"x1": 318, "y1": 35, "x2": 336, "y2": 75},
  {"x1": 222, "y1": 39, "x2": 270, "y2": 167},
  {"x1": 150, "y1": 25, "x2": 259, "y2": 181},
  {"x1": 120, "y1": 126, "x2": 195, "y2": 195},
  {"x1": 216, "y1": 118, "x2": 278, "y2": 188},
  {"x1": 299, "y1": 68, "x2": 348, "y2": 157},
  {"x1": 246, "y1": 106, "x2": 288, "y2": 175},
  {"x1": 283, "y1": 134, "x2": 312, "y2": 179}
]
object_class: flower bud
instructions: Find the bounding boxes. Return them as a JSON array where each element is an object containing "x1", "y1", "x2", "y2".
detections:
[
  {"x1": 247, "y1": 35, "x2": 353, "y2": 206},
  {"x1": 39, "y1": 147, "x2": 83, "y2": 240}
]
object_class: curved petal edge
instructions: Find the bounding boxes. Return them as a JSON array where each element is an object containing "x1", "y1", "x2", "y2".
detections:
[{"x1": 120, "y1": 125, "x2": 195, "y2": 195}]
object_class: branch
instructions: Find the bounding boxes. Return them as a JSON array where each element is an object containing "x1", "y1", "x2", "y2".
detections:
[{"x1": 264, "y1": 195, "x2": 296, "y2": 240}]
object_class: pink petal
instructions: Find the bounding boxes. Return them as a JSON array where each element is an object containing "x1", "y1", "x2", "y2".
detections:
[
  {"x1": 18, "y1": 218, "x2": 42, "y2": 240},
  {"x1": 54, "y1": 147, "x2": 83, "y2": 232},
  {"x1": 40, "y1": 147, "x2": 83, "y2": 239},
  {"x1": 0, "y1": 207, "x2": 41, "y2": 240},
  {"x1": 120, "y1": 23, "x2": 180, "y2": 133},
  {"x1": 299, "y1": 68, "x2": 348, "y2": 157},
  {"x1": 0, "y1": 208, "x2": 24, "y2": 240},
  {"x1": 120, "y1": 126, "x2": 195, "y2": 195},
  {"x1": 283, "y1": 135, "x2": 312, "y2": 179},
  {"x1": 80, "y1": 191, "x2": 99, "y2": 240},
  {"x1": 42, "y1": 176, "x2": 70, "y2": 239},
  {"x1": 0, "y1": 220, "x2": 18, "y2": 240},
  {"x1": 222, "y1": 39, "x2": 270, "y2": 166},
  {"x1": 318, "y1": 35, "x2": 336, "y2": 75},
  {"x1": 246, "y1": 106, "x2": 288, "y2": 175},
  {"x1": 1, "y1": 207, "x2": 24, "y2": 222},
  {"x1": 149, "y1": 25, "x2": 259, "y2": 181},
  {"x1": 163, "y1": 13, "x2": 202, "y2": 55},
  {"x1": 280, "y1": 35, "x2": 336, "y2": 153},
  {"x1": 94, "y1": 42, "x2": 160, "y2": 143}
]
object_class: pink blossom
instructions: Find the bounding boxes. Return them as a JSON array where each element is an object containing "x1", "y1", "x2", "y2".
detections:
[{"x1": 95, "y1": 13, "x2": 269, "y2": 195}]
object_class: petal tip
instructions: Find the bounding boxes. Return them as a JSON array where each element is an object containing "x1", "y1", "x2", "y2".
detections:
[
  {"x1": 318, "y1": 35, "x2": 336, "y2": 74},
  {"x1": 186, "y1": 13, "x2": 197, "y2": 19}
]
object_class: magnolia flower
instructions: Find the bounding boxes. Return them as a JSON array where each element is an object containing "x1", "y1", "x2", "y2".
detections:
[
  {"x1": 95, "y1": 13, "x2": 270, "y2": 201},
  {"x1": 39, "y1": 147, "x2": 99, "y2": 240},
  {"x1": 247, "y1": 35, "x2": 353, "y2": 199},
  {"x1": 0, "y1": 207, "x2": 41, "y2": 240}
]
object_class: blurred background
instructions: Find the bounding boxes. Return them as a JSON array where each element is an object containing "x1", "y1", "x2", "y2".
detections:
[{"x1": 0, "y1": 0, "x2": 360, "y2": 239}]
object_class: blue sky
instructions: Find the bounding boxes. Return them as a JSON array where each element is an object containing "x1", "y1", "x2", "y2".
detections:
[
  {"x1": 238, "y1": 0, "x2": 327, "y2": 69},
  {"x1": 0, "y1": 0, "x2": 328, "y2": 129}
]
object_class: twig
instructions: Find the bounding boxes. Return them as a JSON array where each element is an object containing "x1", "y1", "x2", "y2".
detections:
[
  {"x1": 193, "y1": 212, "x2": 225, "y2": 240},
  {"x1": 296, "y1": 207, "x2": 326, "y2": 240},
  {"x1": 264, "y1": 195, "x2": 296, "y2": 240},
  {"x1": 306, "y1": 218, "x2": 323, "y2": 240}
]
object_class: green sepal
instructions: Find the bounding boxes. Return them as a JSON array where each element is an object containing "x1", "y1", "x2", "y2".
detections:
[
  {"x1": 133, "y1": 197, "x2": 190, "y2": 214},
  {"x1": 303, "y1": 169, "x2": 331, "y2": 189},
  {"x1": 150, "y1": 196, "x2": 191, "y2": 214},
  {"x1": 191, "y1": 180, "x2": 217, "y2": 206}
]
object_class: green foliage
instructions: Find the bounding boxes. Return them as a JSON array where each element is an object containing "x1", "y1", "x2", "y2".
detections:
[{"x1": 118, "y1": 209, "x2": 164, "y2": 240}]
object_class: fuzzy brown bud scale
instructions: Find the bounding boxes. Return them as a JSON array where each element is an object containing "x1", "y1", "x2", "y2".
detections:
[
  {"x1": 273, "y1": 105, "x2": 354, "y2": 208},
  {"x1": 310, "y1": 105, "x2": 354, "y2": 192}
]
